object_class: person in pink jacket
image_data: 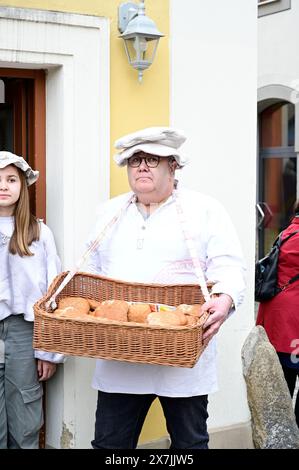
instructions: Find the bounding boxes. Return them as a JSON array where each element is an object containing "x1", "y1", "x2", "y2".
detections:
[{"x1": 256, "y1": 200, "x2": 299, "y2": 427}]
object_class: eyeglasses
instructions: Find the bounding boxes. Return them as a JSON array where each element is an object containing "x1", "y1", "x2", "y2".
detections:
[{"x1": 127, "y1": 155, "x2": 160, "y2": 168}]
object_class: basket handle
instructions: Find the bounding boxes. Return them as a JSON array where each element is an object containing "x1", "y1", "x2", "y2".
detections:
[
  {"x1": 173, "y1": 190, "x2": 211, "y2": 302},
  {"x1": 46, "y1": 194, "x2": 137, "y2": 310},
  {"x1": 46, "y1": 190, "x2": 210, "y2": 309}
]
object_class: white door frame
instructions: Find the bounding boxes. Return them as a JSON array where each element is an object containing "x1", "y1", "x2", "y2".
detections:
[{"x1": 0, "y1": 6, "x2": 110, "y2": 448}]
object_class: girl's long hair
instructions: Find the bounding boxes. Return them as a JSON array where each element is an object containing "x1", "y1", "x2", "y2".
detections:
[{"x1": 9, "y1": 167, "x2": 40, "y2": 256}]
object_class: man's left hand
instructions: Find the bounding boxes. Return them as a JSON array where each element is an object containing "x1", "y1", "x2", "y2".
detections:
[{"x1": 201, "y1": 294, "x2": 233, "y2": 343}]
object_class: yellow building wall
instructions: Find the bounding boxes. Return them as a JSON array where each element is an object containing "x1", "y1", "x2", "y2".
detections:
[{"x1": 0, "y1": 0, "x2": 169, "y2": 446}]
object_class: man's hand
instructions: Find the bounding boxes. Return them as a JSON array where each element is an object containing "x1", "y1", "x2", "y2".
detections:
[
  {"x1": 37, "y1": 360, "x2": 57, "y2": 381},
  {"x1": 201, "y1": 294, "x2": 233, "y2": 343}
]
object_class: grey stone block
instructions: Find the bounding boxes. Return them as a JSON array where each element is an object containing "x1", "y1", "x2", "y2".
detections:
[{"x1": 241, "y1": 325, "x2": 299, "y2": 449}]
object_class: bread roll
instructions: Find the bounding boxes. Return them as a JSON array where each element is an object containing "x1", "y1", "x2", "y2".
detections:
[
  {"x1": 175, "y1": 304, "x2": 202, "y2": 326},
  {"x1": 101, "y1": 300, "x2": 129, "y2": 312},
  {"x1": 128, "y1": 303, "x2": 151, "y2": 323},
  {"x1": 93, "y1": 300, "x2": 129, "y2": 322},
  {"x1": 185, "y1": 315, "x2": 198, "y2": 326},
  {"x1": 58, "y1": 296, "x2": 90, "y2": 315},
  {"x1": 175, "y1": 304, "x2": 201, "y2": 316},
  {"x1": 87, "y1": 298, "x2": 101, "y2": 310},
  {"x1": 55, "y1": 307, "x2": 78, "y2": 317},
  {"x1": 55, "y1": 306, "x2": 90, "y2": 320},
  {"x1": 147, "y1": 310, "x2": 187, "y2": 327}
]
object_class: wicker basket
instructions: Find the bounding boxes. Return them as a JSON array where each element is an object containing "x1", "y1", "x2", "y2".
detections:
[{"x1": 33, "y1": 271, "x2": 211, "y2": 368}]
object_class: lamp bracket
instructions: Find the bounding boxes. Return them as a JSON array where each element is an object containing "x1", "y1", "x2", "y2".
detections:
[{"x1": 118, "y1": 2, "x2": 139, "y2": 33}]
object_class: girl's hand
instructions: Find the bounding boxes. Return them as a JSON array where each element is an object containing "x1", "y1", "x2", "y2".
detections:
[
  {"x1": 37, "y1": 360, "x2": 57, "y2": 381},
  {"x1": 201, "y1": 294, "x2": 233, "y2": 343}
]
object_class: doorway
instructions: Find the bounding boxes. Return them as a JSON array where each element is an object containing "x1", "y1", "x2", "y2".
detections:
[
  {"x1": 0, "y1": 68, "x2": 46, "y2": 448},
  {"x1": 0, "y1": 68, "x2": 46, "y2": 220},
  {"x1": 257, "y1": 100, "x2": 297, "y2": 258}
]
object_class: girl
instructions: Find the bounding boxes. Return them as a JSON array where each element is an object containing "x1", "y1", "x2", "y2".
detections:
[{"x1": 0, "y1": 151, "x2": 64, "y2": 448}]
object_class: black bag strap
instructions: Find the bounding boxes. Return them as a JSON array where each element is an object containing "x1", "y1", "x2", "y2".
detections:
[
  {"x1": 277, "y1": 230, "x2": 299, "y2": 290},
  {"x1": 287, "y1": 273, "x2": 299, "y2": 286},
  {"x1": 278, "y1": 230, "x2": 299, "y2": 247},
  {"x1": 268, "y1": 229, "x2": 299, "y2": 253}
]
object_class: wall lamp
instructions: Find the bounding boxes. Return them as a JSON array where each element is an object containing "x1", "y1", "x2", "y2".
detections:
[{"x1": 118, "y1": 0, "x2": 164, "y2": 83}]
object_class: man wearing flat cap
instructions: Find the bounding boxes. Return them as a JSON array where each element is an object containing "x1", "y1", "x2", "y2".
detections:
[{"x1": 87, "y1": 126, "x2": 246, "y2": 449}]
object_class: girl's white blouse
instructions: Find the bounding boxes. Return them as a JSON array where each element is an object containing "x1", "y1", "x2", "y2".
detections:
[{"x1": 0, "y1": 216, "x2": 64, "y2": 363}]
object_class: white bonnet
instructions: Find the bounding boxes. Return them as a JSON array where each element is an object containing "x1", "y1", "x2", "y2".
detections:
[{"x1": 0, "y1": 151, "x2": 39, "y2": 186}]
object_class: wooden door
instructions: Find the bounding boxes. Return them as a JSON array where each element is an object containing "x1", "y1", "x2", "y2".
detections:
[
  {"x1": 0, "y1": 68, "x2": 47, "y2": 448},
  {"x1": 0, "y1": 68, "x2": 46, "y2": 220}
]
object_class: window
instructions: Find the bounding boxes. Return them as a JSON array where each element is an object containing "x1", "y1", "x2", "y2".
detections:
[
  {"x1": 258, "y1": 101, "x2": 296, "y2": 258},
  {"x1": 258, "y1": 0, "x2": 291, "y2": 17}
]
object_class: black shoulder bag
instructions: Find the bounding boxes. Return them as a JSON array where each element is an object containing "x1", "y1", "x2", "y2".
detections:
[{"x1": 255, "y1": 230, "x2": 299, "y2": 302}]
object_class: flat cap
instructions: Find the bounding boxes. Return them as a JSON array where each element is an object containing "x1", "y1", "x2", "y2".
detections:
[{"x1": 114, "y1": 126, "x2": 188, "y2": 167}]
